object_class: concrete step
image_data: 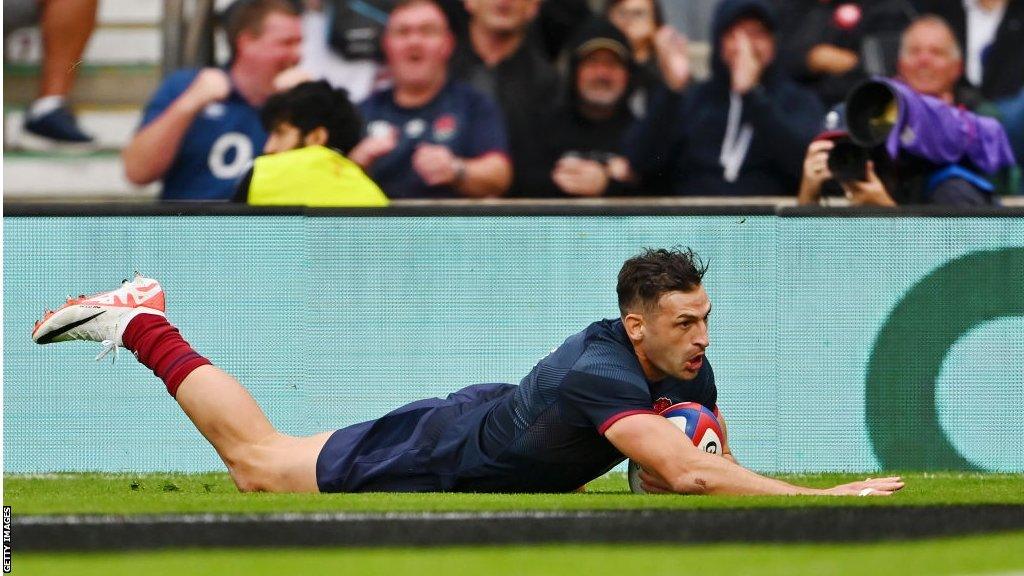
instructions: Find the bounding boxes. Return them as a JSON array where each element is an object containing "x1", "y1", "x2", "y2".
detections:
[
  {"x1": 3, "y1": 64, "x2": 159, "y2": 107},
  {"x1": 5, "y1": 108, "x2": 141, "y2": 151},
  {"x1": 2, "y1": 152, "x2": 157, "y2": 200},
  {"x1": 99, "y1": 0, "x2": 163, "y2": 24}
]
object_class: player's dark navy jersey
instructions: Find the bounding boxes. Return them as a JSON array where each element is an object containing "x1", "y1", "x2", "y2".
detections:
[{"x1": 317, "y1": 318, "x2": 716, "y2": 493}]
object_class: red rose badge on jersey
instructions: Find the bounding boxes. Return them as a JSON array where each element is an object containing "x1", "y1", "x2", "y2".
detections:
[
  {"x1": 833, "y1": 3, "x2": 862, "y2": 30},
  {"x1": 433, "y1": 114, "x2": 458, "y2": 142},
  {"x1": 653, "y1": 397, "x2": 673, "y2": 413}
]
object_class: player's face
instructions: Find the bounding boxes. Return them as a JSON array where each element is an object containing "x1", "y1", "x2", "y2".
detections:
[
  {"x1": 383, "y1": 4, "x2": 454, "y2": 87},
  {"x1": 237, "y1": 12, "x2": 303, "y2": 79},
  {"x1": 577, "y1": 49, "x2": 630, "y2": 108},
  {"x1": 465, "y1": 0, "x2": 540, "y2": 35},
  {"x1": 897, "y1": 22, "x2": 962, "y2": 99},
  {"x1": 639, "y1": 287, "x2": 711, "y2": 381}
]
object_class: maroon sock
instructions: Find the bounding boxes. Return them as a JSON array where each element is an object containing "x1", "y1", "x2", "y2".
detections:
[{"x1": 122, "y1": 313, "x2": 212, "y2": 398}]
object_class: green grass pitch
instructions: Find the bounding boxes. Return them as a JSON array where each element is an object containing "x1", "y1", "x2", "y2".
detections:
[
  {"x1": 7, "y1": 472, "x2": 1023, "y2": 576},
  {"x1": 14, "y1": 532, "x2": 1024, "y2": 576},
  {"x1": 5, "y1": 471, "x2": 1023, "y2": 515}
]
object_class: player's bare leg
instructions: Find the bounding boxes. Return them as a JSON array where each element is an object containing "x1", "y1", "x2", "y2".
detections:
[
  {"x1": 174, "y1": 366, "x2": 333, "y2": 492},
  {"x1": 32, "y1": 275, "x2": 332, "y2": 493}
]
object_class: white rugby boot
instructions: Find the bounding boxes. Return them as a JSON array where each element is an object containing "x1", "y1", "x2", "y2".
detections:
[{"x1": 31, "y1": 274, "x2": 166, "y2": 360}]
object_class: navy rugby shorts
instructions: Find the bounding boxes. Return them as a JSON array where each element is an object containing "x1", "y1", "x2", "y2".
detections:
[{"x1": 316, "y1": 382, "x2": 514, "y2": 492}]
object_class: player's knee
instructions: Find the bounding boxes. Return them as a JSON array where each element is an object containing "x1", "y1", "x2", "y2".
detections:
[
  {"x1": 223, "y1": 436, "x2": 301, "y2": 493},
  {"x1": 227, "y1": 460, "x2": 266, "y2": 492},
  {"x1": 223, "y1": 446, "x2": 271, "y2": 492}
]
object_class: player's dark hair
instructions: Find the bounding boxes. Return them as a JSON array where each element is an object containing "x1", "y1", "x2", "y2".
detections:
[
  {"x1": 261, "y1": 80, "x2": 364, "y2": 154},
  {"x1": 617, "y1": 247, "x2": 708, "y2": 315}
]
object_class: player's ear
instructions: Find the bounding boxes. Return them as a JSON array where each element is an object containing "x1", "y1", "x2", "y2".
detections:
[
  {"x1": 304, "y1": 127, "x2": 329, "y2": 147},
  {"x1": 623, "y1": 313, "x2": 645, "y2": 342}
]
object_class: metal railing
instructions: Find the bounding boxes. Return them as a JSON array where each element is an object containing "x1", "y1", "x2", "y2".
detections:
[{"x1": 162, "y1": 0, "x2": 216, "y2": 76}]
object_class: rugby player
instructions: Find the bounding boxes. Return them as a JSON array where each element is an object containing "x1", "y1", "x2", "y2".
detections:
[{"x1": 32, "y1": 248, "x2": 903, "y2": 496}]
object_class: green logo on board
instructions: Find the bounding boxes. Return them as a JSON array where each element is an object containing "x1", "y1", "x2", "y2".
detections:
[{"x1": 865, "y1": 248, "x2": 1024, "y2": 470}]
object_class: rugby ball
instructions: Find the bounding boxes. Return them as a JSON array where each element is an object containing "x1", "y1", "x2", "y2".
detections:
[{"x1": 627, "y1": 402, "x2": 724, "y2": 494}]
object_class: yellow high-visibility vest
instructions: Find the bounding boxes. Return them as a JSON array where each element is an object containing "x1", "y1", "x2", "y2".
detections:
[{"x1": 248, "y1": 145, "x2": 389, "y2": 207}]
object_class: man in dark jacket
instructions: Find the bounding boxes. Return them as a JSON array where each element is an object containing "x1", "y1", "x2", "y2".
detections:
[
  {"x1": 775, "y1": 0, "x2": 915, "y2": 106},
  {"x1": 625, "y1": 0, "x2": 824, "y2": 197},
  {"x1": 921, "y1": 0, "x2": 1024, "y2": 101},
  {"x1": 525, "y1": 18, "x2": 639, "y2": 198},
  {"x1": 448, "y1": 0, "x2": 562, "y2": 197}
]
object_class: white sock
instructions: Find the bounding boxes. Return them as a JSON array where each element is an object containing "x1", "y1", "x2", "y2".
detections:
[{"x1": 28, "y1": 95, "x2": 66, "y2": 119}]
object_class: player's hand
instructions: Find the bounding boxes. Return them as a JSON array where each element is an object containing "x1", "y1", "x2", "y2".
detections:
[
  {"x1": 823, "y1": 476, "x2": 905, "y2": 496},
  {"x1": 183, "y1": 68, "x2": 232, "y2": 110},
  {"x1": 413, "y1": 143, "x2": 461, "y2": 186},
  {"x1": 638, "y1": 468, "x2": 674, "y2": 494},
  {"x1": 552, "y1": 157, "x2": 609, "y2": 196},
  {"x1": 273, "y1": 66, "x2": 314, "y2": 92},
  {"x1": 653, "y1": 25, "x2": 691, "y2": 92},
  {"x1": 729, "y1": 29, "x2": 764, "y2": 95},
  {"x1": 840, "y1": 161, "x2": 896, "y2": 206},
  {"x1": 349, "y1": 128, "x2": 398, "y2": 169}
]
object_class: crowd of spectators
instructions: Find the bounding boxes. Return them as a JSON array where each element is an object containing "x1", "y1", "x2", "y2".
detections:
[{"x1": 123, "y1": 0, "x2": 1024, "y2": 206}]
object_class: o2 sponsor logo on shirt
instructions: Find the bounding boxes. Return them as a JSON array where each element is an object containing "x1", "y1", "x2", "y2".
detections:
[
  {"x1": 404, "y1": 119, "x2": 427, "y2": 139},
  {"x1": 433, "y1": 114, "x2": 458, "y2": 142},
  {"x1": 208, "y1": 132, "x2": 254, "y2": 179},
  {"x1": 368, "y1": 120, "x2": 394, "y2": 139}
]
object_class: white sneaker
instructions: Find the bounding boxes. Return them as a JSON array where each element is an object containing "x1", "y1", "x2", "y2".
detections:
[{"x1": 32, "y1": 274, "x2": 166, "y2": 360}]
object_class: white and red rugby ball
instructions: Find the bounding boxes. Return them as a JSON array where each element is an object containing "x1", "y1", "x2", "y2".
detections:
[{"x1": 627, "y1": 402, "x2": 724, "y2": 494}]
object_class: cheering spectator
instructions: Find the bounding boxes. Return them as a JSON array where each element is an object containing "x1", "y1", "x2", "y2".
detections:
[
  {"x1": 5, "y1": 0, "x2": 99, "y2": 148},
  {"x1": 527, "y1": 18, "x2": 639, "y2": 198},
  {"x1": 351, "y1": 0, "x2": 511, "y2": 199},
  {"x1": 122, "y1": 0, "x2": 304, "y2": 201},
  {"x1": 605, "y1": 0, "x2": 691, "y2": 116},
  {"x1": 921, "y1": 0, "x2": 1024, "y2": 101},
  {"x1": 626, "y1": 0, "x2": 824, "y2": 196},
  {"x1": 232, "y1": 80, "x2": 387, "y2": 207},
  {"x1": 449, "y1": 0, "x2": 560, "y2": 197}
]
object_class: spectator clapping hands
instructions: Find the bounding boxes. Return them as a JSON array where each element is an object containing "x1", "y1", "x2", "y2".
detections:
[
  {"x1": 652, "y1": 25, "x2": 691, "y2": 92},
  {"x1": 727, "y1": 28, "x2": 767, "y2": 95}
]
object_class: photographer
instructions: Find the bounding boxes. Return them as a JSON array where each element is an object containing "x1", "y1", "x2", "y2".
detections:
[
  {"x1": 798, "y1": 16, "x2": 1015, "y2": 206},
  {"x1": 798, "y1": 133, "x2": 896, "y2": 206}
]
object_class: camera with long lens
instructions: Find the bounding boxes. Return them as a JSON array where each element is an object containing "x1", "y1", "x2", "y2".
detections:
[
  {"x1": 836, "y1": 78, "x2": 1015, "y2": 177},
  {"x1": 826, "y1": 137, "x2": 871, "y2": 183}
]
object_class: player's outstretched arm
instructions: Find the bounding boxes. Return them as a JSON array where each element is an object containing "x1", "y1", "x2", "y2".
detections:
[{"x1": 605, "y1": 414, "x2": 904, "y2": 496}]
